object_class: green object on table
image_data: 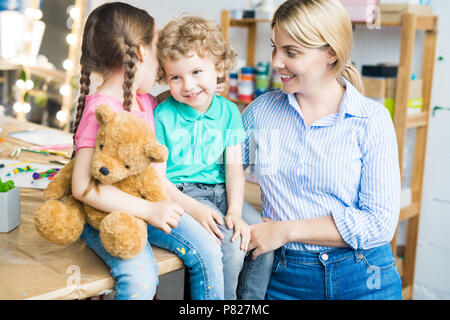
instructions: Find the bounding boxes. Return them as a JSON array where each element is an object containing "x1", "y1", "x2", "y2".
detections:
[{"x1": 0, "y1": 178, "x2": 15, "y2": 192}]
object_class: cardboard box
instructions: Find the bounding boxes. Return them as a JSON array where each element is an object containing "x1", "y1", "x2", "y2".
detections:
[
  {"x1": 363, "y1": 77, "x2": 422, "y2": 100},
  {"x1": 363, "y1": 77, "x2": 386, "y2": 98},
  {"x1": 386, "y1": 78, "x2": 423, "y2": 99},
  {"x1": 380, "y1": 3, "x2": 433, "y2": 24},
  {"x1": 339, "y1": 0, "x2": 379, "y2": 22}
]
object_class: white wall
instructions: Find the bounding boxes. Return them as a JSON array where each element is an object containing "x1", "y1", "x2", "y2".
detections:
[
  {"x1": 411, "y1": 0, "x2": 450, "y2": 300},
  {"x1": 86, "y1": 0, "x2": 450, "y2": 299}
]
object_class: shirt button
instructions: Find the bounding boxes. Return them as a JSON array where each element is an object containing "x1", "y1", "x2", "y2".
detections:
[{"x1": 321, "y1": 253, "x2": 329, "y2": 261}]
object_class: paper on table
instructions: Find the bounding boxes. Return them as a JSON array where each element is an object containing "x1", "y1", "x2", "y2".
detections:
[
  {"x1": 0, "y1": 159, "x2": 62, "y2": 189},
  {"x1": 9, "y1": 130, "x2": 73, "y2": 146}
]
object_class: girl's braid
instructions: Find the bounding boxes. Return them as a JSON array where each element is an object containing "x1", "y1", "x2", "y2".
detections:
[
  {"x1": 122, "y1": 44, "x2": 138, "y2": 111},
  {"x1": 71, "y1": 67, "x2": 91, "y2": 157}
]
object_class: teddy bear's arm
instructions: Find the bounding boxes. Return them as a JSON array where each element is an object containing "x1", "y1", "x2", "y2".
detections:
[
  {"x1": 43, "y1": 158, "x2": 75, "y2": 200},
  {"x1": 136, "y1": 165, "x2": 169, "y2": 202}
]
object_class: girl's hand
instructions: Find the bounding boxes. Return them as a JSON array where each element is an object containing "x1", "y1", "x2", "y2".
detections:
[
  {"x1": 190, "y1": 202, "x2": 224, "y2": 245},
  {"x1": 145, "y1": 200, "x2": 184, "y2": 234},
  {"x1": 248, "y1": 217, "x2": 289, "y2": 259},
  {"x1": 224, "y1": 213, "x2": 250, "y2": 251}
]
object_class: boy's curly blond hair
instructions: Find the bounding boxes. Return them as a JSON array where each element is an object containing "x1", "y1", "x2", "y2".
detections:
[{"x1": 157, "y1": 15, "x2": 237, "y2": 84}]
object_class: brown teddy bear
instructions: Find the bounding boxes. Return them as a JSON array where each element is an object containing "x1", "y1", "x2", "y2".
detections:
[{"x1": 34, "y1": 104, "x2": 169, "y2": 259}]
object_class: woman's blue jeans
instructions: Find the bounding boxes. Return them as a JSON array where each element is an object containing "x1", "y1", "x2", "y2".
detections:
[
  {"x1": 80, "y1": 211, "x2": 224, "y2": 300},
  {"x1": 266, "y1": 243, "x2": 402, "y2": 300}
]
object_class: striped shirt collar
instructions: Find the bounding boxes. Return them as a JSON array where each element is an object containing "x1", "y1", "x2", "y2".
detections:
[{"x1": 286, "y1": 78, "x2": 371, "y2": 126}]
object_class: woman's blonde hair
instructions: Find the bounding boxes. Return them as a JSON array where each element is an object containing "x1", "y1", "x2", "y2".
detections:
[
  {"x1": 271, "y1": 0, "x2": 364, "y2": 93},
  {"x1": 157, "y1": 15, "x2": 237, "y2": 84}
]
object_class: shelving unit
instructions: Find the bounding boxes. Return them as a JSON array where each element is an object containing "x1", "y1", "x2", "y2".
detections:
[
  {"x1": 220, "y1": 10, "x2": 270, "y2": 106},
  {"x1": 220, "y1": 9, "x2": 439, "y2": 300}
]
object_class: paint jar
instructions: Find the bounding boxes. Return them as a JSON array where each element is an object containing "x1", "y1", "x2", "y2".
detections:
[
  {"x1": 228, "y1": 72, "x2": 238, "y2": 100},
  {"x1": 255, "y1": 62, "x2": 270, "y2": 97},
  {"x1": 238, "y1": 67, "x2": 255, "y2": 102}
]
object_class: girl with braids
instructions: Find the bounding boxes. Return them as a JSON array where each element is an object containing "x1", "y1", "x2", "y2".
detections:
[
  {"x1": 71, "y1": 2, "x2": 224, "y2": 300},
  {"x1": 244, "y1": 0, "x2": 402, "y2": 299}
]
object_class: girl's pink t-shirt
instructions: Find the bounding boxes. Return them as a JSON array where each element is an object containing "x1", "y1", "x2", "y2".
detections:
[{"x1": 74, "y1": 93, "x2": 158, "y2": 153}]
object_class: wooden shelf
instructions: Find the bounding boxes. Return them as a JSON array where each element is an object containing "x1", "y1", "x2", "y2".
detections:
[
  {"x1": 400, "y1": 202, "x2": 420, "y2": 222},
  {"x1": 352, "y1": 15, "x2": 437, "y2": 31},
  {"x1": 228, "y1": 98, "x2": 251, "y2": 105},
  {"x1": 0, "y1": 58, "x2": 65, "y2": 83},
  {"x1": 230, "y1": 18, "x2": 271, "y2": 27},
  {"x1": 406, "y1": 111, "x2": 429, "y2": 128}
]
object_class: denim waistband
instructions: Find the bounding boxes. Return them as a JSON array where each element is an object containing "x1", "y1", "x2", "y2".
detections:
[
  {"x1": 176, "y1": 182, "x2": 225, "y2": 190},
  {"x1": 275, "y1": 243, "x2": 393, "y2": 265}
]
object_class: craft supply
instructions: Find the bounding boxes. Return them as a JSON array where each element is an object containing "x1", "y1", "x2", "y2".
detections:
[
  {"x1": 32, "y1": 168, "x2": 60, "y2": 180},
  {"x1": 20, "y1": 148, "x2": 49, "y2": 155},
  {"x1": 30, "y1": 144, "x2": 72, "y2": 150},
  {"x1": 238, "y1": 67, "x2": 255, "y2": 102},
  {"x1": 0, "y1": 159, "x2": 62, "y2": 189},
  {"x1": 5, "y1": 160, "x2": 31, "y2": 167},
  {"x1": 49, "y1": 160, "x2": 67, "y2": 166}
]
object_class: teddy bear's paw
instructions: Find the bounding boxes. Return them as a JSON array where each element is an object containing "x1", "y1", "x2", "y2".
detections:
[
  {"x1": 34, "y1": 196, "x2": 86, "y2": 245},
  {"x1": 43, "y1": 183, "x2": 69, "y2": 200},
  {"x1": 99, "y1": 211, "x2": 147, "y2": 260},
  {"x1": 84, "y1": 204, "x2": 108, "y2": 230}
]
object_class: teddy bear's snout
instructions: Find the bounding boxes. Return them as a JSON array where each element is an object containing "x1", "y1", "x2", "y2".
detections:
[{"x1": 99, "y1": 167, "x2": 110, "y2": 176}]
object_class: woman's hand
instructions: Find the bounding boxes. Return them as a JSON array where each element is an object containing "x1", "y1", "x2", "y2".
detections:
[
  {"x1": 190, "y1": 202, "x2": 224, "y2": 245},
  {"x1": 144, "y1": 200, "x2": 184, "y2": 234},
  {"x1": 224, "y1": 213, "x2": 250, "y2": 251},
  {"x1": 248, "y1": 218, "x2": 289, "y2": 259}
]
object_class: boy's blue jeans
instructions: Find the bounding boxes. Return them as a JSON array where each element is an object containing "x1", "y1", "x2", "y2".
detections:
[
  {"x1": 266, "y1": 243, "x2": 402, "y2": 300},
  {"x1": 80, "y1": 211, "x2": 224, "y2": 300},
  {"x1": 176, "y1": 182, "x2": 274, "y2": 300}
]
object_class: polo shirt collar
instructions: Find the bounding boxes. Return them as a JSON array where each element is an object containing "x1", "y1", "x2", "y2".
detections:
[{"x1": 174, "y1": 94, "x2": 220, "y2": 122}]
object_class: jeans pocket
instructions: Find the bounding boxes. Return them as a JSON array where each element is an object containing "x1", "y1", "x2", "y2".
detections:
[
  {"x1": 272, "y1": 254, "x2": 286, "y2": 273},
  {"x1": 360, "y1": 248, "x2": 396, "y2": 271}
]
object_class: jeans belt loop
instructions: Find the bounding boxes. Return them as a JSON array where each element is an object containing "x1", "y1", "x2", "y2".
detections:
[
  {"x1": 353, "y1": 248, "x2": 364, "y2": 262},
  {"x1": 280, "y1": 247, "x2": 287, "y2": 267}
]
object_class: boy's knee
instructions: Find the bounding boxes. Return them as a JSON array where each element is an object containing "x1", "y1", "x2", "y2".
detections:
[{"x1": 242, "y1": 202, "x2": 263, "y2": 225}]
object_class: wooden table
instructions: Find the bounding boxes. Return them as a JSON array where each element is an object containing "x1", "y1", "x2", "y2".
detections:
[
  {"x1": 0, "y1": 116, "x2": 263, "y2": 300},
  {"x1": 0, "y1": 116, "x2": 184, "y2": 299}
]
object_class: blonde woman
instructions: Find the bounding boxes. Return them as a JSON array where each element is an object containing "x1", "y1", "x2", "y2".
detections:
[{"x1": 244, "y1": 0, "x2": 402, "y2": 300}]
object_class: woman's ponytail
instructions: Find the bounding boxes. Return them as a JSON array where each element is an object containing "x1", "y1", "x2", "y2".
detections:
[{"x1": 342, "y1": 61, "x2": 364, "y2": 94}]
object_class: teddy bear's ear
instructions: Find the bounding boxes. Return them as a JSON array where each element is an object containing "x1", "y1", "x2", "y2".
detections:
[
  {"x1": 95, "y1": 105, "x2": 115, "y2": 126},
  {"x1": 145, "y1": 143, "x2": 168, "y2": 163}
]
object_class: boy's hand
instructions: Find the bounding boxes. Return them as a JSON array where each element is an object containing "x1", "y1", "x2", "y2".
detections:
[
  {"x1": 224, "y1": 213, "x2": 250, "y2": 251},
  {"x1": 190, "y1": 202, "x2": 224, "y2": 245},
  {"x1": 145, "y1": 200, "x2": 184, "y2": 234}
]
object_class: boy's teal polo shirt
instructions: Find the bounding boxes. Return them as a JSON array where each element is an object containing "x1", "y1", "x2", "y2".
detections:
[{"x1": 154, "y1": 94, "x2": 246, "y2": 184}]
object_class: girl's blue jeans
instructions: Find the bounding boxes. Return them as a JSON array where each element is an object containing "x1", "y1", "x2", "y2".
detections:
[
  {"x1": 80, "y1": 211, "x2": 224, "y2": 300},
  {"x1": 266, "y1": 243, "x2": 402, "y2": 300}
]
